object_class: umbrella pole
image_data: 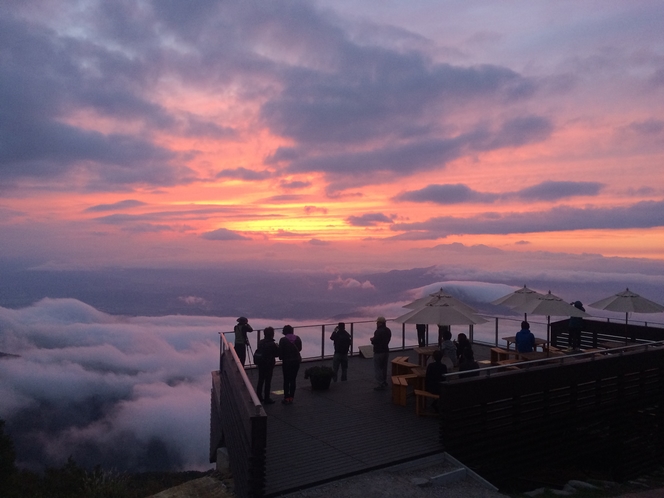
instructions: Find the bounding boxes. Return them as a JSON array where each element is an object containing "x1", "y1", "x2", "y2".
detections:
[
  {"x1": 625, "y1": 312, "x2": 629, "y2": 344},
  {"x1": 547, "y1": 315, "x2": 550, "y2": 354}
]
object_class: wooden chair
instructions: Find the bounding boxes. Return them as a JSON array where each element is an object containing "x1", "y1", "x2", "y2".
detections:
[
  {"x1": 414, "y1": 389, "x2": 440, "y2": 417},
  {"x1": 391, "y1": 376, "x2": 409, "y2": 406}
]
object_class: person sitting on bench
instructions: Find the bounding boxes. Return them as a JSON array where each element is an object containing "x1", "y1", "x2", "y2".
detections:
[
  {"x1": 425, "y1": 350, "x2": 447, "y2": 411},
  {"x1": 515, "y1": 321, "x2": 535, "y2": 353},
  {"x1": 459, "y1": 349, "x2": 480, "y2": 378}
]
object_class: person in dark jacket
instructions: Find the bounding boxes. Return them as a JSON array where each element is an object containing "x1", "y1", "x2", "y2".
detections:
[
  {"x1": 330, "y1": 322, "x2": 351, "y2": 381},
  {"x1": 371, "y1": 316, "x2": 391, "y2": 390},
  {"x1": 568, "y1": 301, "x2": 585, "y2": 350},
  {"x1": 255, "y1": 327, "x2": 279, "y2": 404},
  {"x1": 515, "y1": 321, "x2": 535, "y2": 353},
  {"x1": 234, "y1": 316, "x2": 253, "y2": 367},
  {"x1": 425, "y1": 349, "x2": 447, "y2": 411},
  {"x1": 278, "y1": 324, "x2": 302, "y2": 404},
  {"x1": 454, "y1": 332, "x2": 472, "y2": 361},
  {"x1": 425, "y1": 349, "x2": 447, "y2": 394},
  {"x1": 458, "y1": 349, "x2": 480, "y2": 378}
]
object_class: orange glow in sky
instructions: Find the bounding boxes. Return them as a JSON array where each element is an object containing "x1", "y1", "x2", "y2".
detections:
[{"x1": 1, "y1": 1, "x2": 663, "y2": 272}]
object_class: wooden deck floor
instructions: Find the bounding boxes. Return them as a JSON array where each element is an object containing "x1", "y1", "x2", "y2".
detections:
[{"x1": 242, "y1": 345, "x2": 493, "y2": 496}]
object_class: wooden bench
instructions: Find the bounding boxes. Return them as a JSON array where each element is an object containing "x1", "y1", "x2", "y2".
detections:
[
  {"x1": 490, "y1": 347, "x2": 520, "y2": 365},
  {"x1": 391, "y1": 374, "x2": 420, "y2": 406},
  {"x1": 400, "y1": 373, "x2": 418, "y2": 385},
  {"x1": 391, "y1": 376, "x2": 408, "y2": 406},
  {"x1": 391, "y1": 356, "x2": 419, "y2": 376},
  {"x1": 414, "y1": 389, "x2": 439, "y2": 417},
  {"x1": 390, "y1": 356, "x2": 408, "y2": 376}
]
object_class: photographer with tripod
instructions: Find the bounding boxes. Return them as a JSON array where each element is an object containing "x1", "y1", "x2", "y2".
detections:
[{"x1": 234, "y1": 316, "x2": 253, "y2": 367}]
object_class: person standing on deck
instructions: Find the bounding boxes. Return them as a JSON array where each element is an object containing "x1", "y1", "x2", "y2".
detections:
[
  {"x1": 568, "y1": 301, "x2": 585, "y2": 350},
  {"x1": 371, "y1": 316, "x2": 391, "y2": 390},
  {"x1": 416, "y1": 323, "x2": 426, "y2": 347},
  {"x1": 255, "y1": 327, "x2": 279, "y2": 404},
  {"x1": 515, "y1": 321, "x2": 535, "y2": 353},
  {"x1": 234, "y1": 316, "x2": 253, "y2": 367},
  {"x1": 330, "y1": 322, "x2": 351, "y2": 382},
  {"x1": 278, "y1": 325, "x2": 302, "y2": 405}
]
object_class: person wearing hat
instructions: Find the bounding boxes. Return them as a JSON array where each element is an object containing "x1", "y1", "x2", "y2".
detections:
[
  {"x1": 568, "y1": 301, "x2": 585, "y2": 350},
  {"x1": 234, "y1": 316, "x2": 253, "y2": 367},
  {"x1": 370, "y1": 316, "x2": 391, "y2": 390}
]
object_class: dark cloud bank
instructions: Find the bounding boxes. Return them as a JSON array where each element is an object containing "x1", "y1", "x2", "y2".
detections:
[{"x1": 0, "y1": 1, "x2": 552, "y2": 194}]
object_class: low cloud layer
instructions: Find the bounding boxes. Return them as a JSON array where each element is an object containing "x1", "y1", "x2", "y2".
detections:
[
  {"x1": 0, "y1": 299, "x2": 223, "y2": 472},
  {"x1": 2, "y1": 260, "x2": 664, "y2": 474}
]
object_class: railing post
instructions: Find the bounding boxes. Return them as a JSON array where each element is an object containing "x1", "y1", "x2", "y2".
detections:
[
  {"x1": 350, "y1": 322, "x2": 354, "y2": 357},
  {"x1": 321, "y1": 325, "x2": 325, "y2": 359},
  {"x1": 469, "y1": 324, "x2": 474, "y2": 343},
  {"x1": 495, "y1": 317, "x2": 499, "y2": 346},
  {"x1": 402, "y1": 323, "x2": 406, "y2": 350}
]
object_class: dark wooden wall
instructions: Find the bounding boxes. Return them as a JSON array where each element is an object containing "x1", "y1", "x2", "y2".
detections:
[
  {"x1": 551, "y1": 318, "x2": 664, "y2": 347},
  {"x1": 211, "y1": 338, "x2": 267, "y2": 498},
  {"x1": 439, "y1": 345, "x2": 664, "y2": 489}
]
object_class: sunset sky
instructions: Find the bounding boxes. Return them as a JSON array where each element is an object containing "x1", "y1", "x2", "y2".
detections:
[
  {"x1": 2, "y1": 0, "x2": 664, "y2": 272},
  {"x1": 3, "y1": 1, "x2": 664, "y2": 472}
]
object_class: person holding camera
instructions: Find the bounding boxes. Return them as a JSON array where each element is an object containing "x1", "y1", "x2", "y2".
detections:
[
  {"x1": 330, "y1": 322, "x2": 351, "y2": 381},
  {"x1": 234, "y1": 316, "x2": 253, "y2": 367}
]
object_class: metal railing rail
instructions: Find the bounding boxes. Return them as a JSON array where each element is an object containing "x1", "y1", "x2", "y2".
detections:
[
  {"x1": 444, "y1": 340, "x2": 664, "y2": 380},
  {"x1": 219, "y1": 316, "x2": 664, "y2": 365}
]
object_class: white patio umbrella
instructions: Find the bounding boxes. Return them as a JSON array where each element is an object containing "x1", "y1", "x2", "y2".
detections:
[
  {"x1": 403, "y1": 287, "x2": 478, "y2": 315},
  {"x1": 511, "y1": 291, "x2": 590, "y2": 345},
  {"x1": 588, "y1": 288, "x2": 664, "y2": 343},
  {"x1": 490, "y1": 285, "x2": 546, "y2": 320},
  {"x1": 395, "y1": 298, "x2": 488, "y2": 326}
]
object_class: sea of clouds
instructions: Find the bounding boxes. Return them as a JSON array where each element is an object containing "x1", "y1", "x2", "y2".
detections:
[
  {"x1": 0, "y1": 296, "x2": 400, "y2": 472},
  {"x1": 2, "y1": 277, "x2": 663, "y2": 473},
  {"x1": 0, "y1": 298, "x2": 230, "y2": 472}
]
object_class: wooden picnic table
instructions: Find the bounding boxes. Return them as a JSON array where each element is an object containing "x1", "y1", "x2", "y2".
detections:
[
  {"x1": 413, "y1": 346, "x2": 439, "y2": 366},
  {"x1": 502, "y1": 336, "x2": 548, "y2": 352}
]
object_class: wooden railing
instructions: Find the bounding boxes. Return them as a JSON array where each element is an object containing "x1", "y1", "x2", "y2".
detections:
[
  {"x1": 551, "y1": 318, "x2": 664, "y2": 348},
  {"x1": 210, "y1": 334, "x2": 267, "y2": 498},
  {"x1": 438, "y1": 342, "x2": 664, "y2": 489}
]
